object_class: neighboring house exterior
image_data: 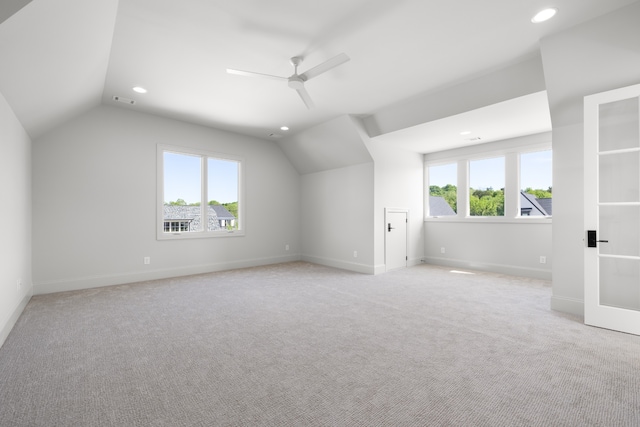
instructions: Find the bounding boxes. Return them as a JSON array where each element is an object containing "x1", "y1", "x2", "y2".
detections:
[
  {"x1": 520, "y1": 192, "x2": 552, "y2": 216},
  {"x1": 429, "y1": 196, "x2": 456, "y2": 216},
  {"x1": 536, "y1": 198, "x2": 552, "y2": 216},
  {"x1": 163, "y1": 205, "x2": 236, "y2": 232},
  {"x1": 163, "y1": 205, "x2": 219, "y2": 232},
  {"x1": 211, "y1": 205, "x2": 236, "y2": 228}
]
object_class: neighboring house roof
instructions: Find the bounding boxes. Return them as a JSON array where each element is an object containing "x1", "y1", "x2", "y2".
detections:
[
  {"x1": 537, "y1": 198, "x2": 553, "y2": 216},
  {"x1": 210, "y1": 205, "x2": 235, "y2": 220},
  {"x1": 429, "y1": 196, "x2": 456, "y2": 216},
  {"x1": 163, "y1": 205, "x2": 221, "y2": 231},
  {"x1": 520, "y1": 192, "x2": 550, "y2": 216}
]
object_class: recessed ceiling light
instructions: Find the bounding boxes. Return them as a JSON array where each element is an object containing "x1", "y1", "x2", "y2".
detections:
[
  {"x1": 132, "y1": 86, "x2": 147, "y2": 94},
  {"x1": 280, "y1": 126, "x2": 289, "y2": 131},
  {"x1": 531, "y1": 8, "x2": 557, "y2": 23},
  {"x1": 460, "y1": 131, "x2": 471, "y2": 136}
]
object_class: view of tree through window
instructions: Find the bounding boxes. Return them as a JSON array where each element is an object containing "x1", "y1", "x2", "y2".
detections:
[
  {"x1": 469, "y1": 157, "x2": 505, "y2": 216},
  {"x1": 428, "y1": 163, "x2": 457, "y2": 216}
]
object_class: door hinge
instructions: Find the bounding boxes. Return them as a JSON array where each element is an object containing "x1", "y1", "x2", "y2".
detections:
[{"x1": 406, "y1": 256, "x2": 408, "y2": 261}]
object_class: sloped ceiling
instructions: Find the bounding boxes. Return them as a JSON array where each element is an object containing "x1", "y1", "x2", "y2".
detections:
[
  {"x1": 0, "y1": 0, "x2": 638, "y2": 146},
  {"x1": 0, "y1": 0, "x2": 32, "y2": 25},
  {"x1": 0, "y1": 0, "x2": 118, "y2": 139},
  {"x1": 278, "y1": 115, "x2": 372, "y2": 175}
]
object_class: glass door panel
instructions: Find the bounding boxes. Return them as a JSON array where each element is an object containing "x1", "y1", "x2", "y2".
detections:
[
  {"x1": 599, "y1": 257, "x2": 640, "y2": 311},
  {"x1": 598, "y1": 205, "x2": 640, "y2": 257},
  {"x1": 598, "y1": 152, "x2": 640, "y2": 203},
  {"x1": 599, "y1": 98, "x2": 639, "y2": 151}
]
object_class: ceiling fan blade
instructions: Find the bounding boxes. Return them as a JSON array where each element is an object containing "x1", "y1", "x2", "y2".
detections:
[
  {"x1": 226, "y1": 68, "x2": 287, "y2": 82},
  {"x1": 300, "y1": 53, "x2": 350, "y2": 80},
  {"x1": 296, "y1": 87, "x2": 315, "y2": 109}
]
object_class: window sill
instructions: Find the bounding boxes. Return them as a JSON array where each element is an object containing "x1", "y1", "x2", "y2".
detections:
[
  {"x1": 157, "y1": 230, "x2": 245, "y2": 240},
  {"x1": 425, "y1": 217, "x2": 552, "y2": 224}
]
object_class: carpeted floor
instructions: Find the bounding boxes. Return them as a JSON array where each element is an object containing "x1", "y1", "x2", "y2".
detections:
[{"x1": 1, "y1": 261, "x2": 639, "y2": 426}]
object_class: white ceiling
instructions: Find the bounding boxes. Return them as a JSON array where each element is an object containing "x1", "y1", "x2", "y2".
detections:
[{"x1": 0, "y1": 0, "x2": 638, "y2": 150}]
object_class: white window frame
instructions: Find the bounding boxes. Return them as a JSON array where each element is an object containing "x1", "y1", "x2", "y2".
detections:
[
  {"x1": 157, "y1": 144, "x2": 244, "y2": 240},
  {"x1": 424, "y1": 140, "x2": 551, "y2": 224},
  {"x1": 468, "y1": 154, "x2": 507, "y2": 218},
  {"x1": 425, "y1": 161, "x2": 459, "y2": 217}
]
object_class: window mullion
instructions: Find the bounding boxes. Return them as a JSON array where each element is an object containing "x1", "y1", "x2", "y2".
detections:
[
  {"x1": 505, "y1": 152, "x2": 519, "y2": 218},
  {"x1": 457, "y1": 159, "x2": 468, "y2": 218},
  {"x1": 202, "y1": 155, "x2": 208, "y2": 232}
]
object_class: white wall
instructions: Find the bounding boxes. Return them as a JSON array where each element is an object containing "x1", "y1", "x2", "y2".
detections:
[
  {"x1": 296, "y1": 115, "x2": 423, "y2": 275},
  {"x1": 540, "y1": 2, "x2": 640, "y2": 315},
  {"x1": 422, "y1": 133, "x2": 553, "y2": 280},
  {"x1": 362, "y1": 128, "x2": 425, "y2": 272},
  {"x1": 301, "y1": 162, "x2": 375, "y2": 273},
  {"x1": 0, "y1": 89, "x2": 32, "y2": 347},
  {"x1": 32, "y1": 106, "x2": 301, "y2": 294},
  {"x1": 424, "y1": 222, "x2": 551, "y2": 279}
]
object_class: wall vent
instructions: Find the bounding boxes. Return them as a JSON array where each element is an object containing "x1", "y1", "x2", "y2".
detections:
[{"x1": 113, "y1": 96, "x2": 136, "y2": 105}]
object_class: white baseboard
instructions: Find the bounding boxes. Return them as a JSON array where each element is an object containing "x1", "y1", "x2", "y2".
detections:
[
  {"x1": 373, "y1": 264, "x2": 387, "y2": 275},
  {"x1": 1, "y1": 292, "x2": 32, "y2": 349},
  {"x1": 301, "y1": 254, "x2": 375, "y2": 274},
  {"x1": 423, "y1": 256, "x2": 552, "y2": 281},
  {"x1": 550, "y1": 295, "x2": 584, "y2": 317},
  {"x1": 408, "y1": 258, "x2": 423, "y2": 268},
  {"x1": 33, "y1": 254, "x2": 302, "y2": 295}
]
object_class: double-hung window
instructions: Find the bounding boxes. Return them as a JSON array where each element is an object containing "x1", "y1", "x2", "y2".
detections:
[{"x1": 157, "y1": 144, "x2": 243, "y2": 239}]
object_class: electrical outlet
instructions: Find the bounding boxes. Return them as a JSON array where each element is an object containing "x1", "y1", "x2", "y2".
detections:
[
  {"x1": 17, "y1": 279, "x2": 22, "y2": 292},
  {"x1": 285, "y1": 244, "x2": 289, "y2": 251},
  {"x1": 144, "y1": 257, "x2": 151, "y2": 265},
  {"x1": 441, "y1": 247, "x2": 445, "y2": 254},
  {"x1": 353, "y1": 251, "x2": 358, "y2": 258},
  {"x1": 539, "y1": 256, "x2": 546, "y2": 264}
]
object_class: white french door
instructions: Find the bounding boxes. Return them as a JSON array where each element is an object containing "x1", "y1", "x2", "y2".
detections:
[{"x1": 584, "y1": 82, "x2": 640, "y2": 335}]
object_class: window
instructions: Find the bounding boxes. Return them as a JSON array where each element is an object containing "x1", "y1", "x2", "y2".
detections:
[
  {"x1": 424, "y1": 138, "x2": 552, "y2": 222},
  {"x1": 520, "y1": 150, "x2": 552, "y2": 217},
  {"x1": 428, "y1": 163, "x2": 457, "y2": 216},
  {"x1": 158, "y1": 145, "x2": 243, "y2": 239},
  {"x1": 164, "y1": 220, "x2": 192, "y2": 232},
  {"x1": 469, "y1": 157, "x2": 504, "y2": 217}
]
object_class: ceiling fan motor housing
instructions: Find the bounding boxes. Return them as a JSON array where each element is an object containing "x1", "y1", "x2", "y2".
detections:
[{"x1": 288, "y1": 76, "x2": 305, "y2": 89}]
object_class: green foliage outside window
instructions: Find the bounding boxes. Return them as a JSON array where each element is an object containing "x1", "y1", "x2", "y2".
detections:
[
  {"x1": 469, "y1": 187, "x2": 504, "y2": 216},
  {"x1": 430, "y1": 185, "x2": 551, "y2": 217}
]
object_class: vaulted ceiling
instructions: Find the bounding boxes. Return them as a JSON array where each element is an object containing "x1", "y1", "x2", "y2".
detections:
[{"x1": 0, "y1": 0, "x2": 637, "y2": 151}]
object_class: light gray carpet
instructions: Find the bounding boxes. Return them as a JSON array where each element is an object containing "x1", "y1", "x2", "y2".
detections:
[{"x1": 1, "y1": 261, "x2": 639, "y2": 426}]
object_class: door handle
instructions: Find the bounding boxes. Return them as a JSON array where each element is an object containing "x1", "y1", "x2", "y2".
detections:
[
  {"x1": 587, "y1": 230, "x2": 609, "y2": 247},
  {"x1": 388, "y1": 223, "x2": 395, "y2": 232}
]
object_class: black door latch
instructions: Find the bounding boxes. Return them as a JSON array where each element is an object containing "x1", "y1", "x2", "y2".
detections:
[{"x1": 587, "y1": 230, "x2": 609, "y2": 247}]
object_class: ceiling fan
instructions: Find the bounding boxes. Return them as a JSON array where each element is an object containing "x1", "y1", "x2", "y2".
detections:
[{"x1": 226, "y1": 53, "x2": 350, "y2": 109}]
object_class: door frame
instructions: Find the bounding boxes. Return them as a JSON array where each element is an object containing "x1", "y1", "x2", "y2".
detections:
[{"x1": 384, "y1": 207, "x2": 409, "y2": 272}]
